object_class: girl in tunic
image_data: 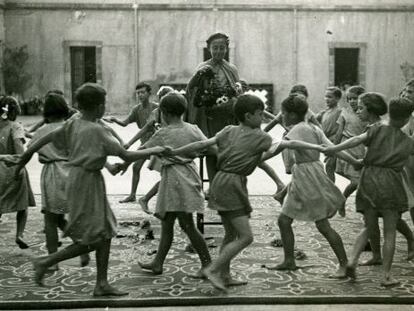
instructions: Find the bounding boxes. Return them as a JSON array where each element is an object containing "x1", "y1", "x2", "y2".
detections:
[
  {"x1": 137, "y1": 92, "x2": 212, "y2": 276},
  {"x1": 334, "y1": 86, "x2": 368, "y2": 215},
  {"x1": 263, "y1": 95, "x2": 359, "y2": 278},
  {"x1": 0, "y1": 96, "x2": 35, "y2": 249},
  {"x1": 15, "y1": 83, "x2": 164, "y2": 296},
  {"x1": 325, "y1": 96, "x2": 414, "y2": 286},
  {"x1": 28, "y1": 93, "x2": 89, "y2": 269}
]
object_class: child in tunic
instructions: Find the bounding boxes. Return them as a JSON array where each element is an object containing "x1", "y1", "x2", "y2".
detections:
[
  {"x1": 15, "y1": 83, "x2": 164, "y2": 296},
  {"x1": 316, "y1": 86, "x2": 343, "y2": 181},
  {"x1": 28, "y1": 93, "x2": 89, "y2": 269},
  {"x1": 324, "y1": 96, "x2": 414, "y2": 286},
  {"x1": 136, "y1": 92, "x2": 212, "y2": 275},
  {"x1": 334, "y1": 86, "x2": 367, "y2": 215},
  {"x1": 0, "y1": 96, "x2": 35, "y2": 249},
  {"x1": 263, "y1": 95, "x2": 359, "y2": 278}
]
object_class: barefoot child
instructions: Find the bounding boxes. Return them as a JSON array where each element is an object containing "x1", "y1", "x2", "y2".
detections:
[
  {"x1": 136, "y1": 92, "x2": 212, "y2": 275},
  {"x1": 0, "y1": 96, "x2": 35, "y2": 249},
  {"x1": 15, "y1": 83, "x2": 164, "y2": 296},
  {"x1": 264, "y1": 95, "x2": 358, "y2": 277},
  {"x1": 324, "y1": 96, "x2": 414, "y2": 286}
]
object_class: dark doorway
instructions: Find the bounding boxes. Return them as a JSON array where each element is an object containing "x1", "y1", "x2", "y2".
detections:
[
  {"x1": 203, "y1": 48, "x2": 229, "y2": 61},
  {"x1": 334, "y1": 48, "x2": 359, "y2": 89},
  {"x1": 70, "y1": 46, "x2": 97, "y2": 106}
]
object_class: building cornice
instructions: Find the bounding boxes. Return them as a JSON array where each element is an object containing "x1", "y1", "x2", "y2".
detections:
[{"x1": 4, "y1": 2, "x2": 414, "y2": 12}]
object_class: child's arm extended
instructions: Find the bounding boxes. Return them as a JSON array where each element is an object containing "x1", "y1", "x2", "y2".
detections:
[
  {"x1": 124, "y1": 122, "x2": 153, "y2": 149},
  {"x1": 165, "y1": 137, "x2": 217, "y2": 156},
  {"x1": 323, "y1": 133, "x2": 367, "y2": 154},
  {"x1": 261, "y1": 139, "x2": 323, "y2": 161},
  {"x1": 118, "y1": 146, "x2": 165, "y2": 162}
]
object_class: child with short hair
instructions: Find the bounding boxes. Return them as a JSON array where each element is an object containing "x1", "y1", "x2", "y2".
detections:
[
  {"x1": 334, "y1": 86, "x2": 368, "y2": 215},
  {"x1": 324, "y1": 96, "x2": 414, "y2": 286},
  {"x1": 316, "y1": 86, "x2": 343, "y2": 181},
  {"x1": 263, "y1": 95, "x2": 357, "y2": 277},
  {"x1": 15, "y1": 83, "x2": 164, "y2": 296},
  {"x1": 0, "y1": 96, "x2": 35, "y2": 249},
  {"x1": 136, "y1": 92, "x2": 212, "y2": 276}
]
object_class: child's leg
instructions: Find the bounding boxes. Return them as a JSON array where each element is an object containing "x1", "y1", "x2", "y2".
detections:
[
  {"x1": 93, "y1": 238, "x2": 128, "y2": 296},
  {"x1": 396, "y1": 218, "x2": 414, "y2": 260},
  {"x1": 381, "y1": 209, "x2": 400, "y2": 286},
  {"x1": 325, "y1": 157, "x2": 336, "y2": 182},
  {"x1": 44, "y1": 212, "x2": 59, "y2": 255},
  {"x1": 410, "y1": 208, "x2": 414, "y2": 227},
  {"x1": 257, "y1": 162, "x2": 285, "y2": 193},
  {"x1": 362, "y1": 210, "x2": 382, "y2": 266},
  {"x1": 315, "y1": 218, "x2": 347, "y2": 277},
  {"x1": 267, "y1": 213, "x2": 296, "y2": 270},
  {"x1": 205, "y1": 155, "x2": 218, "y2": 182},
  {"x1": 203, "y1": 214, "x2": 253, "y2": 291},
  {"x1": 16, "y1": 209, "x2": 29, "y2": 249},
  {"x1": 343, "y1": 181, "x2": 358, "y2": 199},
  {"x1": 139, "y1": 181, "x2": 159, "y2": 214},
  {"x1": 120, "y1": 159, "x2": 145, "y2": 203},
  {"x1": 138, "y1": 213, "x2": 176, "y2": 274},
  {"x1": 177, "y1": 213, "x2": 211, "y2": 267}
]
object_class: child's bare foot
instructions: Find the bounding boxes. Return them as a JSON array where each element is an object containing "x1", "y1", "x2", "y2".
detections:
[
  {"x1": 138, "y1": 197, "x2": 152, "y2": 215},
  {"x1": 187, "y1": 268, "x2": 206, "y2": 279},
  {"x1": 32, "y1": 257, "x2": 48, "y2": 286},
  {"x1": 345, "y1": 265, "x2": 357, "y2": 280},
  {"x1": 119, "y1": 195, "x2": 136, "y2": 203},
  {"x1": 203, "y1": 267, "x2": 227, "y2": 292},
  {"x1": 93, "y1": 284, "x2": 129, "y2": 296},
  {"x1": 266, "y1": 261, "x2": 298, "y2": 271},
  {"x1": 223, "y1": 275, "x2": 248, "y2": 287},
  {"x1": 138, "y1": 261, "x2": 162, "y2": 275},
  {"x1": 380, "y1": 276, "x2": 400, "y2": 287},
  {"x1": 16, "y1": 237, "x2": 29, "y2": 249},
  {"x1": 80, "y1": 253, "x2": 90, "y2": 267},
  {"x1": 359, "y1": 257, "x2": 382, "y2": 266},
  {"x1": 328, "y1": 265, "x2": 347, "y2": 279}
]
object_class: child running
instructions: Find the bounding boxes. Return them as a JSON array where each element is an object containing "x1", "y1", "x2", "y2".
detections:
[
  {"x1": 263, "y1": 95, "x2": 359, "y2": 278},
  {"x1": 136, "y1": 92, "x2": 212, "y2": 275},
  {"x1": 334, "y1": 86, "x2": 368, "y2": 215},
  {"x1": 324, "y1": 96, "x2": 414, "y2": 286},
  {"x1": 15, "y1": 83, "x2": 164, "y2": 296},
  {"x1": 0, "y1": 96, "x2": 35, "y2": 249}
]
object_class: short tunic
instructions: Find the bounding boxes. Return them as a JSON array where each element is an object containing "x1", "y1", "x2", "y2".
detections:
[
  {"x1": 208, "y1": 125, "x2": 272, "y2": 214},
  {"x1": 316, "y1": 106, "x2": 342, "y2": 142},
  {"x1": 335, "y1": 107, "x2": 367, "y2": 182},
  {"x1": 282, "y1": 122, "x2": 345, "y2": 222},
  {"x1": 0, "y1": 121, "x2": 35, "y2": 214},
  {"x1": 29, "y1": 122, "x2": 69, "y2": 214},
  {"x1": 52, "y1": 118, "x2": 123, "y2": 245},
  {"x1": 144, "y1": 122, "x2": 207, "y2": 219},
  {"x1": 356, "y1": 123, "x2": 414, "y2": 214},
  {"x1": 126, "y1": 102, "x2": 158, "y2": 143}
]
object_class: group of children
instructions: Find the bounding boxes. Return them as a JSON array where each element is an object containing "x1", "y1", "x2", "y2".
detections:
[{"x1": 1, "y1": 77, "x2": 414, "y2": 295}]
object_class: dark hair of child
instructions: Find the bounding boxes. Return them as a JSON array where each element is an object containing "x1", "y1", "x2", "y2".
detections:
[
  {"x1": 43, "y1": 93, "x2": 70, "y2": 122},
  {"x1": 157, "y1": 86, "x2": 174, "y2": 99},
  {"x1": 347, "y1": 85, "x2": 365, "y2": 96},
  {"x1": 388, "y1": 97, "x2": 414, "y2": 120},
  {"x1": 281, "y1": 95, "x2": 309, "y2": 121},
  {"x1": 75, "y1": 83, "x2": 106, "y2": 111},
  {"x1": 233, "y1": 94, "x2": 264, "y2": 122},
  {"x1": 159, "y1": 92, "x2": 187, "y2": 116},
  {"x1": 206, "y1": 32, "x2": 230, "y2": 48},
  {"x1": 326, "y1": 86, "x2": 342, "y2": 99},
  {"x1": 359, "y1": 92, "x2": 387, "y2": 116},
  {"x1": 0, "y1": 96, "x2": 21, "y2": 121},
  {"x1": 46, "y1": 89, "x2": 64, "y2": 96},
  {"x1": 289, "y1": 84, "x2": 309, "y2": 98},
  {"x1": 135, "y1": 82, "x2": 151, "y2": 93}
]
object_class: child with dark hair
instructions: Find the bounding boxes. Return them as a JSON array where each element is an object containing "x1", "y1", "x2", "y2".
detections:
[
  {"x1": 324, "y1": 96, "x2": 414, "y2": 286},
  {"x1": 263, "y1": 95, "x2": 358, "y2": 277},
  {"x1": 334, "y1": 86, "x2": 367, "y2": 214},
  {"x1": 0, "y1": 96, "x2": 35, "y2": 249},
  {"x1": 316, "y1": 86, "x2": 343, "y2": 181},
  {"x1": 136, "y1": 92, "x2": 212, "y2": 276},
  {"x1": 15, "y1": 83, "x2": 164, "y2": 296},
  {"x1": 104, "y1": 81, "x2": 158, "y2": 203}
]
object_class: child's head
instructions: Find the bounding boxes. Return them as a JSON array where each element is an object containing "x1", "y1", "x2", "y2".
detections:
[
  {"x1": 400, "y1": 79, "x2": 414, "y2": 104},
  {"x1": 75, "y1": 83, "x2": 106, "y2": 118},
  {"x1": 289, "y1": 84, "x2": 309, "y2": 99},
  {"x1": 135, "y1": 82, "x2": 151, "y2": 103},
  {"x1": 346, "y1": 85, "x2": 365, "y2": 111},
  {"x1": 156, "y1": 86, "x2": 174, "y2": 100},
  {"x1": 0, "y1": 96, "x2": 20, "y2": 121},
  {"x1": 159, "y1": 92, "x2": 187, "y2": 117},
  {"x1": 281, "y1": 95, "x2": 309, "y2": 126},
  {"x1": 325, "y1": 86, "x2": 342, "y2": 108},
  {"x1": 388, "y1": 97, "x2": 414, "y2": 124},
  {"x1": 43, "y1": 93, "x2": 69, "y2": 122},
  {"x1": 46, "y1": 89, "x2": 64, "y2": 96},
  {"x1": 233, "y1": 94, "x2": 264, "y2": 128},
  {"x1": 357, "y1": 92, "x2": 387, "y2": 122}
]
